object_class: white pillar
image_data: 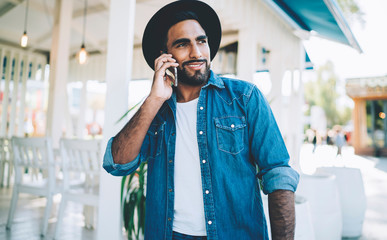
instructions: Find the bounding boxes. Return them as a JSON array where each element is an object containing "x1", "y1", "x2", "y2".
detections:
[
  {"x1": 8, "y1": 54, "x2": 22, "y2": 138},
  {"x1": 290, "y1": 43, "x2": 306, "y2": 172},
  {"x1": 98, "y1": 0, "x2": 136, "y2": 239},
  {"x1": 76, "y1": 74, "x2": 87, "y2": 138},
  {"x1": 267, "y1": 51, "x2": 285, "y2": 121},
  {"x1": 17, "y1": 55, "x2": 30, "y2": 137},
  {"x1": 0, "y1": 51, "x2": 13, "y2": 137},
  {"x1": 236, "y1": 0, "x2": 257, "y2": 81},
  {"x1": 46, "y1": 0, "x2": 73, "y2": 147}
]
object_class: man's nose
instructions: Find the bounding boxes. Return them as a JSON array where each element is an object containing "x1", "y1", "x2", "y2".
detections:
[{"x1": 189, "y1": 44, "x2": 202, "y2": 59}]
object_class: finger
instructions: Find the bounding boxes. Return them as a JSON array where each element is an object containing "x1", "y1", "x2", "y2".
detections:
[
  {"x1": 154, "y1": 54, "x2": 172, "y2": 67},
  {"x1": 155, "y1": 53, "x2": 172, "y2": 61},
  {"x1": 154, "y1": 63, "x2": 178, "y2": 85},
  {"x1": 156, "y1": 62, "x2": 179, "y2": 78},
  {"x1": 155, "y1": 57, "x2": 176, "y2": 71}
]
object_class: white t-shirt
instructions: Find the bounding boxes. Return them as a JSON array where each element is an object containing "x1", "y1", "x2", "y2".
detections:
[{"x1": 173, "y1": 98, "x2": 207, "y2": 236}]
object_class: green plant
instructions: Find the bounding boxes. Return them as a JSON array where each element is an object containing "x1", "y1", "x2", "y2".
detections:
[
  {"x1": 117, "y1": 97, "x2": 147, "y2": 240},
  {"x1": 121, "y1": 162, "x2": 147, "y2": 239}
]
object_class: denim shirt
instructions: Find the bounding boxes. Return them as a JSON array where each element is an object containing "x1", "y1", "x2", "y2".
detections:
[{"x1": 103, "y1": 71, "x2": 299, "y2": 240}]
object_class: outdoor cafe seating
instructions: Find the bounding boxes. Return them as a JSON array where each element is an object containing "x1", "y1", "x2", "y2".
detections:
[
  {"x1": 5, "y1": 136, "x2": 102, "y2": 237},
  {"x1": 6, "y1": 137, "x2": 59, "y2": 236},
  {"x1": 54, "y1": 138, "x2": 101, "y2": 239}
]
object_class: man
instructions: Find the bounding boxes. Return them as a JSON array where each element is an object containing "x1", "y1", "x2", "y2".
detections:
[{"x1": 103, "y1": 1, "x2": 299, "y2": 239}]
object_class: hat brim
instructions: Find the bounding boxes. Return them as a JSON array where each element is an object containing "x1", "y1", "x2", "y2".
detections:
[{"x1": 142, "y1": 0, "x2": 221, "y2": 70}]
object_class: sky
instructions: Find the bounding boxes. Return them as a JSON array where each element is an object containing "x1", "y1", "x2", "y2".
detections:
[{"x1": 303, "y1": 0, "x2": 387, "y2": 80}]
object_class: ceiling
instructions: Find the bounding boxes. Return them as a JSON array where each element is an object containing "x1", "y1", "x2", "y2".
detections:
[
  {"x1": 0, "y1": 0, "x2": 240, "y2": 57},
  {"x1": 0, "y1": 0, "x2": 361, "y2": 60}
]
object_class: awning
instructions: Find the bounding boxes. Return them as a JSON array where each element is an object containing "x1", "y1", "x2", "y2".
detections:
[
  {"x1": 305, "y1": 51, "x2": 314, "y2": 70},
  {"x1": 263, "y1": 0, "x2": 362, "y2": 53}
]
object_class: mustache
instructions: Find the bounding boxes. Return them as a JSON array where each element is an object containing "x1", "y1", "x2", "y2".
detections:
[{"x1": 182, "y1": 59, "x2": 207, "y2": 68}]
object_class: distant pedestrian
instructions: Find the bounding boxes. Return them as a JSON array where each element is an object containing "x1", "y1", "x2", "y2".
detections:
[
  {"x1": 335, "y1": 130, "x2": 346, "y2": 156},
  {"x1": 312, "y1": 130, "x2": 318, "y2": 153}
]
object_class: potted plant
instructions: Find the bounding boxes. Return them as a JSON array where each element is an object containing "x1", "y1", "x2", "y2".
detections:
[
  {"x1": 117, "y1": 98, "x2": 147, "y2": 240},
  {"x1": 121, "y1": 162, "x2": 147, "y2": 239}
]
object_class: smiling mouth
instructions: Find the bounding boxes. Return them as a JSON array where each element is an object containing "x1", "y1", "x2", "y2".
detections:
[{"x1": 184, "y1": 60, "x2": 206, "y2": 70}]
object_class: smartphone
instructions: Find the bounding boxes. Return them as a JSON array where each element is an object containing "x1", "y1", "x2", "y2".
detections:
[
  {"x1": 165, "y1": 67, "x2": 178, "y2": 87},
  {"x1": 163, "y1": 51, "x2": 178, "y2": 87}
]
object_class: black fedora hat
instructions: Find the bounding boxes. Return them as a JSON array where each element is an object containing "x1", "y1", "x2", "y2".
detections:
[{"x1": 142, "y1": 0, "x2": 222, "y2": 70}]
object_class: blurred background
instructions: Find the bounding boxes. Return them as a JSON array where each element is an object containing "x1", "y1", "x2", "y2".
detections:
[{"x1": 0, "y1": 0, "x2": 386, "y2": 239}]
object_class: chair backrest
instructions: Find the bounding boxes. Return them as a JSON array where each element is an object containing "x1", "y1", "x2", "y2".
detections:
[
  {"x1": 60, "y1": 138, "x2": 102, "y2": 189},
  {"x1": 0, "y1": 138, "x2": 12, "y2": 161},
  {"x1": 11, "y1": 137, "x2": 55, "y2": 185}
]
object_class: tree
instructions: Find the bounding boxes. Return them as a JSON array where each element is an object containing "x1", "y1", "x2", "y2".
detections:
[
  {"x1": 304, "y1": 61, "x2": 352, "y2": 128},
  {"x1": 337, "y1": 0, "x2": 365, "y2": 26}
]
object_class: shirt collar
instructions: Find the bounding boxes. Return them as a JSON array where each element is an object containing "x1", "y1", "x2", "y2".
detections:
[
  {"x1": 166, "y1": 70, "x2": 224, "y2": 111},
  {"x1": 203, "y1": 70, "x2": 225, "y2": 89}
]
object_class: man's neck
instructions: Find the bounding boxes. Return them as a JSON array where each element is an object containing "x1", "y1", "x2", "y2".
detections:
[{"x1": 176, "y1": 84, "x2": 203, "y2": 103}]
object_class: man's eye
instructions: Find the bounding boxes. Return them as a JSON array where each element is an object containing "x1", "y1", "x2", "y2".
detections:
[
  {"x1": 199, "y1": 39, "x2": 207, "y2": 44},
  {"x1": 177, "y1": 43, "x2": 187, "y2": 48}
]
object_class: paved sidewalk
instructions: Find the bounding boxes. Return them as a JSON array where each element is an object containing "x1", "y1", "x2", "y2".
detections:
[{"x1": 299, "y1": 144, "x2": 387, "y2": 240}]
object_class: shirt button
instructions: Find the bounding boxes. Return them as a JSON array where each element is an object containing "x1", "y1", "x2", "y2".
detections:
[
  {"x1": 168, "y1": 218, "x2": 171, "y2": 221},
  {"x1": 208, "y1": 220, "x2": 212, "y2": 225},
  {"x1": 155, "y1": 131, "x2": 158, "y2": 135},
  {"x1": 169, "y1": 189, "x2": 173, "y2": 192},
  {"x1": 169, "y1": 160, "x2": 173, "y2": 163},
  {"x1": 231, "y1": 124, "x2": 235, "y2": 128},
  {"x1": 200, "y1": 106, "x2": 204, "y2": 110},
  {"x1": 199, "y1": 131, "x2": 203, "y2": 135},
  {"x1": 202, "y1": 160, "x2": 206, "y2": 163},
  {"x1": 172, "y1": 132, "x2": 175, "y2": 136},
  {"x1": 205, "y1": 190, "x2": 209, "y2": 194}
]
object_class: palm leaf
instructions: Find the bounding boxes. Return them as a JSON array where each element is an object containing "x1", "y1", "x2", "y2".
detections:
[
  {"x1": 121, "y1": 162, "x2": 147, "y2": 239},
  {"x1": 115, "y1": 97, "x2": 146, "y2": 124}
]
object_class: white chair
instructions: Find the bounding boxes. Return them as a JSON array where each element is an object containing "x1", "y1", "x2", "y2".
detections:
[
  {"x1": 54, "y1": 138, "x2": 101, "y2": 239},
  {"x1": 0, "y1": 137, "x2": 13, "y2": 187},
  {"x1": 6, "y1": 137, "x2": 59, "y2": 236}
]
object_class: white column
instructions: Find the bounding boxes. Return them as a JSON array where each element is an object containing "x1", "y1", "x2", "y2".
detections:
[
  {"x1": 0, "y1": 51, "x2": 13, "y2": 137},
  {"x1": 46, "y1": 0, "x2": 73, "y2": 147},
  {"x1": 17, "y1": 55, "x2": 29, "y2": 137},
  {"x1": 267, "y1": 51, "x2": 285, "y2": 121},
  {"x1": 76, "y1": 76, "x2": 87, "y2": 138},
  {"x1": 289, "y1": 43, "x2": 305, "y2": 172},
  {"x1": 0, "y1": 48, "x2": 5, "y2": 90},
  {"x1": 236, "y1": 1, "x2": 257, "y2": 81},
  {"x1": 98, "y1": 0, "x2": 136, "y2": 239},
  {"x1": 8, "y1": 53, "x2": 22, "y2": 137}
]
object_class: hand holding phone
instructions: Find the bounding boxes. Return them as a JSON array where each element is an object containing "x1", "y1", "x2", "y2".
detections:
[{"x1": 165, "y1": 67, "x2": 178, "y2": 87}]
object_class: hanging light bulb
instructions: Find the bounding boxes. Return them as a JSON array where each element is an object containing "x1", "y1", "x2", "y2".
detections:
[
  {"x1": 78, "y1": 0, "x2": 88, "y2": 64},
  {"x1": 21, "y1": 31, "x2": 28, "y2": 47},
  {"x1": 77, "y1": 43, "x2": 88, "y2": 64},
  {"x1": 21, "y1": 0, "x2": 29, "y2": 47}
]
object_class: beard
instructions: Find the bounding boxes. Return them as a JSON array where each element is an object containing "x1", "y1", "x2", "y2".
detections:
[{"x1": 177, "y1": 60, "x2": 210, "y2": 86}]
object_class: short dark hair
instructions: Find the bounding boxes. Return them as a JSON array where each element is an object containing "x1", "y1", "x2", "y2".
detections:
[{"x1": 161, "y1": 11, "x2": 202, "y2": 52}]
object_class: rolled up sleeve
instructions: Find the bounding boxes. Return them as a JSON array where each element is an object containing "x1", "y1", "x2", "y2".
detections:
[
  {"x1": 103, "y1": 137, "x2": 142, "y2": 176},
  {"x1": 246, "y1": 85, "x2": 299, "y2": 194},
  {"x1": 261, "y1": 166, "x2": 300, "y2": 194}
]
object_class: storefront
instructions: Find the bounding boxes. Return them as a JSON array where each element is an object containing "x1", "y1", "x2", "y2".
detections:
[{"x1": 346, "y1": 76, "x2": 387, "y2": 156}]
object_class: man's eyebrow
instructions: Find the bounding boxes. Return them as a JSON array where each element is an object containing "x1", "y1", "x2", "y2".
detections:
[
  {"x1": 196, "y1": 35, "x2": 208, "y2": 41},
  {"x1": 171, "y1": 35, "x2": 208, "y2": 47},
  {"x1": 171, "y1": 38, "x2": 190, "y2": 47}
]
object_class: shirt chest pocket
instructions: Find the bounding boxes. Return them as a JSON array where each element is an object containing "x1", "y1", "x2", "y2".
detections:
[
  {"x1": 147, "y1": 121, "x2": 165, "y2": 158},
  {"x1": 214, "y1": 116, "x2": 246, "y2": 155}
]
